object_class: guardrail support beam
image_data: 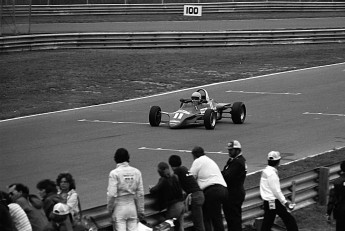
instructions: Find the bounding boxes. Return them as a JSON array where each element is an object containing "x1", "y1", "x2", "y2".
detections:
[
  {"x1": 254, "y1": 217, "x2": 263, "y2": 231},
  {"x1": 318, "y1": 167, "x2": 330, "y2": 206}
]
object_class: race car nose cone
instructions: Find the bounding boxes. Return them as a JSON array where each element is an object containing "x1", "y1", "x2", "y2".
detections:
[{"x1": 169, "y1": 120, "x2": 183, "y2": 129}]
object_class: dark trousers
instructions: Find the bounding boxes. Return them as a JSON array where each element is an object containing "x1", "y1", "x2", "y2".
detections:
[
  {"x1": 165, "y1": 201, "x2": 185, "y2": 231},
  {"x1": 261, "y1": 200, "x2": 298, "y2": 231},
  {"x1": 190, "y1": 191, "x2": 205, "y2": 231},
  {"x1": 223, "y1": 191, "x2": 245, "y2": 231},
  {"x1": 335, "y1": 210, "x2": 345, "y2": 231},
  {"x1": 203, "y1": 184, "x2": 228, "y2": 231}
]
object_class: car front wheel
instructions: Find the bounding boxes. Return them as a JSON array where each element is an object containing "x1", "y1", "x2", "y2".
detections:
[
  {"x1": 149, "y1": 106, "x2": 161, "y2": 126},
  {"x1": 204, "y1": 109, "x2": 216, "y2": 130}
]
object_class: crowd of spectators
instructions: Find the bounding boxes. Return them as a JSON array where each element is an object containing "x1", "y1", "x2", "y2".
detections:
[
  {"x1": 2, "y1": 143, "x2": 345, "y2": 231},
  {"x1": 1, "y1": 172, "x2": 83, "y2": 231}
]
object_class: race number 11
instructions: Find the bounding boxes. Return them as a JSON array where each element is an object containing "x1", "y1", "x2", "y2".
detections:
[{"x1": 183, "y1": 5, "x2": 202, "y2": 17}]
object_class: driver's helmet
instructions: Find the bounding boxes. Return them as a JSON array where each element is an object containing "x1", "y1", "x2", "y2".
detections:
[{"x1": 191, "y1": 92, "x2": 201, "y2": 105}]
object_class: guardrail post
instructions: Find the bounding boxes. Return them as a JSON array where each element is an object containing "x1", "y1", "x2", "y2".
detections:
[
  {"x1": 318, "y1": 167, "x2": 330, "y2": 206},
  {"x1": 254, "y1": 217, "x2": 263, "y2": 231},
  {"x1": 291, "y1": 181, "x2": 296, "y2": 204}
]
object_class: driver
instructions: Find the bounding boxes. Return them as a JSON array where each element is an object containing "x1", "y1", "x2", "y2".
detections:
[{"x1": 191, "y1": 92, "x2": 202, "y2": 106}]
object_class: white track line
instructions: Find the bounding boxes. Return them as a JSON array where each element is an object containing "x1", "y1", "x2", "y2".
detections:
[
  {"x1": 247, "y1": 146, "x2": 345, "y2": 176},
  {"x1": 139, "y1": 147, "x2": 227, "y2": 155},
  {"x1": 226, "y1": 90, "x2": 301, "y2": 95},
  {"x1": 78, "y1": 119, "x2": 149, "y2": 125},
  {"x1": 138, "y1": 146, "x2": 345, "y2": 176},
  {"x1": 303, "y1": 112, "x2": 345, "y2": 117}
]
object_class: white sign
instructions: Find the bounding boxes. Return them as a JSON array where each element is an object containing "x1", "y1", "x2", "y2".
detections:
[{"x1": 183, "y1": 5, "x2": 202, "y2": 17}]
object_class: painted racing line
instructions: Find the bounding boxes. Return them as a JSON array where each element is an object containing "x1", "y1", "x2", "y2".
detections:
[
  {"x1": 226, "y1": 90, "x2": 301, "y2": 95},
  {"x1": 139, "y1": 146, "x2": 228, "y2": 155},
  {"x1": 303, "y1": 112, "x2": 345, "y2": 117},
  {"x1": 78, "y1": 119, "x2": 150, "y2": 125}
]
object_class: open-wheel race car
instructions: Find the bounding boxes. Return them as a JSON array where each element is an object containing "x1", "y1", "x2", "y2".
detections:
[{"x1": 149, "y1": 88, "x2": 246, "y2": 130}]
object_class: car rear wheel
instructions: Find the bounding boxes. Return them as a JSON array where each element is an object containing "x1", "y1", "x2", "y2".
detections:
[
  {"x1": 149, "y1": 106, "x2": 161, "y2": 126},
  {"x1": 204, "y1": 109, "x2": 216, "y2": 130},
  {"x1": 231, "y1": 102, "x2": 246, "y2": 124}
]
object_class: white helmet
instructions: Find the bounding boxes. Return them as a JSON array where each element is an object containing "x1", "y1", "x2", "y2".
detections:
[{"x1": 191, "y1": 92, "x2": 201, "y2": 101}]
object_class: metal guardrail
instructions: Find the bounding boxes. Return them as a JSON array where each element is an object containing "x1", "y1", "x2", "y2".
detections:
[
  {"x1": 81, "y1": 162, "x2": 342, "y2": 230},
  {"x1": 2, "y1": 2, "x2": 345, "y2": 16},
  {"x1": 1, "y1": 28, "x2": 345, "y2": 52}
]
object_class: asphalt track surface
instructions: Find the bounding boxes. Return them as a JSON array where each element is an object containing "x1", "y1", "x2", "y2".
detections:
[
  {"x1": 7, "y1": 17, "x2": 345, "y2": 34},
  {"x1": 1, "y1": 62, "x2": 345, "y2": 209}
]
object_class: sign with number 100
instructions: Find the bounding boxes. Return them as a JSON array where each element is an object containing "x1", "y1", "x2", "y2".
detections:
[{"x1": 183, "y1": 5, "x2": 202, "y2": 17}]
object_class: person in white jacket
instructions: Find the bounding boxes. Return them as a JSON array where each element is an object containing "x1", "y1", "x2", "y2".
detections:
[
  {"x1": 107, "y1": 148, "x2": 145, "y2": 231},
  {"x1": 259, "y1": 151, "x2": 298, "y2": 231}
]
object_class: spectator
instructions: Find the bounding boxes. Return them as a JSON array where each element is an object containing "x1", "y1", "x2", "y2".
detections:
[
  {"x1": 326, "y1": 160, "x2": 345, "y2": 231},
  {"x1": 8, "y1": 183, "x2": 48, "y2": 231},
  {"x1": 1, "y1": 190, "x2": 32, "y2": 231},
  {"x1": 36, "y1": 180, "x2": 62, "y2": 220},
  {"x1": 189, "y1": 146, "x2": 228, "y2": 231},
  {"x1": 56, "y1": 173, "x2": 80, "y2": 224},
  {"x1": 107, "y1": 148, "x2": 145, "y2": 231},
  {"x1": 150, "y1": 162, "x2": 185, "y2": 231},
  {"x1": 259, "y1": 151, "x2": 298, "y2": 231},
  {"x1": 221, "y1": 140, "x2": 247, "y2": 231},
  {"x1": 168, "y1": 155, "x2": 205, "y2": 231},
  {"x1": 43, "y1": 203, "x2": 73, "y2": 231},
  {"x1": 0, "y1": 191, "x2": 14, "y2": 231}
]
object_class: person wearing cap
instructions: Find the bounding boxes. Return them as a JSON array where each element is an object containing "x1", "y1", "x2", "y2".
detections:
[
  {"x1": 326, "y1": 160, "x2": 345, "y2": 231},
  {"x1": 221, "y1": 140, "x2": 247, "y2": 231},
  {"x1": 189, "y1": 146, "x2": 229, "y2": 231},
  {"x1": 43, "y1": 203, "x2": 73, "y2": 231},
  {"x1": 107, "y1": 148, "x2": 145, "y2": 231},
  {"x1": 259, "y1": 151, "x2": 298, "y2": 231},
  {"x1": 168, "y1": 155, "x2": 205, "y2": 231}
]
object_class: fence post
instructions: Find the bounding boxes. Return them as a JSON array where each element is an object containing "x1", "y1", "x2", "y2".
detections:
[
  {"x1": 254, "y1": 217, "x2": 263, "y2": 231},
  {"x1": 318, "y1": 167, "x2": 329, "y2": 206},
  {"x1": 291, "y1": 180, "x2": 296, "y2": 204}
]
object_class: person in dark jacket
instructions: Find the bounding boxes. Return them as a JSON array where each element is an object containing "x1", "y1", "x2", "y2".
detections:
[
  {"x1": 36, "y1": 180, "x2": 62, "y2": 220},
  {"x1": 222, "y1": 140, "x2": 247, "y2": 231},
  {"x1": 0, "y1": 191, "x2": 14, "y2": 231},
  {"x1": 169, "y1": 155, "x2": 205, "y2": 231},
  {"x1": 150, "y1": 162, "x2": 185, "y2": 231},
  {"x1": 327, "y1": 161, "x2": 345, "y2": 231},
  {"x1": 43, "y1": 203, "x2": 73, "y2": 231},
  {"x1": 8, "y1": 183, "x2": 48, "y2": 231}
]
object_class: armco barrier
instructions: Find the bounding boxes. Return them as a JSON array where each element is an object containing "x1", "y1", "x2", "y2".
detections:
[
  {"x1": 81, "y1": 162, "x2": 342, "y2": 230},
  {"x1": 2, "y1": 2, "x2": 345, "y2": 16},
  {"x1": 1, "y1": 29, "x2": 345, "y2": 52}
]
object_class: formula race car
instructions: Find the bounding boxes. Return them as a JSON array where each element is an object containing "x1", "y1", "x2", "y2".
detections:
[{"x1": 149, "y1": 88, "x2": 246, "y2": 129}]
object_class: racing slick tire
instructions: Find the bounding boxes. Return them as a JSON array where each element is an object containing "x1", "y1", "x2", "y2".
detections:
[
  {"x1": 204, "y1": 109, "x2": 216, "y2": 130},
  {"x1": 231, "y1": 102, "x2": 246, "y2": 124},
  {"x1": 149, "y1": 106, "x2": 162, "y2": 127}
]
